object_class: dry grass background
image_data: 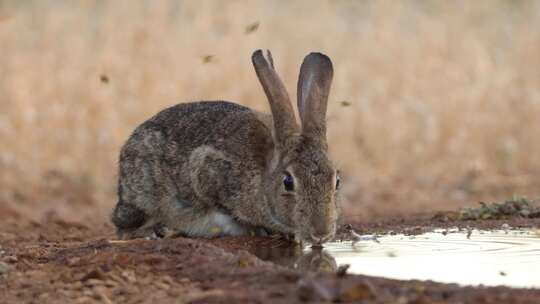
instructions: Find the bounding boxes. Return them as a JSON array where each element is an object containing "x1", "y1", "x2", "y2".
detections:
[{"x1": 2, "y1": 0, "x2": 540, "y2": 224}]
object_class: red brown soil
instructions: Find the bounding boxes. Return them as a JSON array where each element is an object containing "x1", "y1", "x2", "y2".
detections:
[{"x1": 1, "y1": 201, "x2": 540, "y2": 304}]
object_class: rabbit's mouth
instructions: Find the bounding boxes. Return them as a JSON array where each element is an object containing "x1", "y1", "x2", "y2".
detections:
[
  {"x1": 295, "y1": 223, "x2": 337, "y2": 245},
  {"x1": 296, "y1": 232, "x2": 335, "y2": 246}
]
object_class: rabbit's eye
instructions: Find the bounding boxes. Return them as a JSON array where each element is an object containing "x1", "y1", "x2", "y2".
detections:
[
  {"x1": 283, "y1": 172, "x2": 295, "y2": 191},
  {"x1": 336, "y1": 174, "x2": 341, "y2": 190}
]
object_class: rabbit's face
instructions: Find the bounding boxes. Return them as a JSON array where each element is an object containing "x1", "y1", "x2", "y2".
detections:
[
  {"x1": 252, "y1": 49, "x2": 338, "y2": 244},
  {"x1": 271, "y1": 137, "x2": 341, "y2": 245}
]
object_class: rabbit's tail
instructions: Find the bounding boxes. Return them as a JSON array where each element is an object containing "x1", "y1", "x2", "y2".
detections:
[{"x1": 111, "y1": 200, "x2": 147, "y2": 230}]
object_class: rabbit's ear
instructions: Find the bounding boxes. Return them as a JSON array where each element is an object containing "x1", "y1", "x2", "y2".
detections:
[
  {"x1": 297, "y1": 52, "x2": 333, "y2": 143},
  {"x1": 252, "y1": 50, "x2": 299, "y2": 145}
]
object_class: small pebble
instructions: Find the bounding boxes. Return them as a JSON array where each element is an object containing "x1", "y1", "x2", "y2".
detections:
[
  {"x1": 336, "y1": 264, "x2": 350, "y2": 277},
  {"x1": 4, "y1": 256, "x2": 18, "y2": 263},
  {"x1": 466, "y1": 227, "x2": 473, "y2": 239},
  {"x1": 0, "y1": 261, "x2": 10, "y2": 275}
]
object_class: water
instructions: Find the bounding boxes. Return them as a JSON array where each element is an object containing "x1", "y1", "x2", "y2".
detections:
[{"x1": 255, "y1": 229, "x2": 540, "y2": 288}]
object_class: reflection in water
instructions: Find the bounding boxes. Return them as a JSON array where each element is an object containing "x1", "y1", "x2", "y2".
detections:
[
  {"x1": 251, "y1": 243, "x2": 338, "y2": 273},
  {"x1": 253, "y1": 229, "x2": 540, "y2": 288},
  {"x1": 296, "y1": 249, "x2": 337, "y2": 272}
]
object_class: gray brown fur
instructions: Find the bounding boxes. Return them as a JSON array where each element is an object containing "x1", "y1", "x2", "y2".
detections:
[{"x1": 111, "y1": 50, "x2": 341, "y2": 244}]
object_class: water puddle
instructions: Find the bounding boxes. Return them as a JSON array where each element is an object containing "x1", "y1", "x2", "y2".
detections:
[{"x1": 254, "y1": 229, "x2": 540, "y2": 288}]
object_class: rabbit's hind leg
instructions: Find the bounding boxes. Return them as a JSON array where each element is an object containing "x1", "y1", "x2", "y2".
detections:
[{"x1": 161, "y1": 145, "x2": 266, "y2": 238}]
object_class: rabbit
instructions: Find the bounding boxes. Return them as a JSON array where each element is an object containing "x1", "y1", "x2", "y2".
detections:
[{"x1": 111, "y1": 49, "x2": 341, "y2": 245}]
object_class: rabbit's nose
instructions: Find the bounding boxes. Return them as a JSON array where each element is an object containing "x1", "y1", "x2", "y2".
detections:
[{"x1": 310, "y1": 232, "x2": 332, "y2": 244}]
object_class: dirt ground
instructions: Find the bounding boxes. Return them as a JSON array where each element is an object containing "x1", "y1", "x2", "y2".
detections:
[
  {"x1": 1, "y1": 199, "x2": 539, "y2": 304},
  {"x1": 4, "y1": 2, "x2": 540, "y2": 303}
]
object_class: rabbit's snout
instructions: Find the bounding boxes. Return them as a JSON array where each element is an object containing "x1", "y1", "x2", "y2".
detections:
[
  {"x1": 309, "y1": 217, "x2": 335, "y2": 244},
  {"x1": 310, "y1": 231, "x2": 334, "y2": 245}
]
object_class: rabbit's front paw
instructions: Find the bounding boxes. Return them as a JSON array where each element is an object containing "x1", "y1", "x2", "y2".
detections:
[{"x1": 248, "y1": 227, "x2": 273, "y2": 237}]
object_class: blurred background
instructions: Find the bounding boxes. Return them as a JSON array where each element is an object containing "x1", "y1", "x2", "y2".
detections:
[{"x1": 2, "y1": 0, "x2": 540, "y2": 225}]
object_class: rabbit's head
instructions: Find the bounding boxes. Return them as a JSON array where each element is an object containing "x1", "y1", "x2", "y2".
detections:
[{"x1": 252, "y1": 50, "x2": 340, "y2": 245}]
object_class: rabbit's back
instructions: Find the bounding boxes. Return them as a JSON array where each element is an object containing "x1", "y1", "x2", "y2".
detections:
[{"x1": 140, "y1": 101, "x2": 273, "y2": 166}]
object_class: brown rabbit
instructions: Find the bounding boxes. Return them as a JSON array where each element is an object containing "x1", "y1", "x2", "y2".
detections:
[{"x1": 111, "y1": 50, "x2": 341, "y2": 245}]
